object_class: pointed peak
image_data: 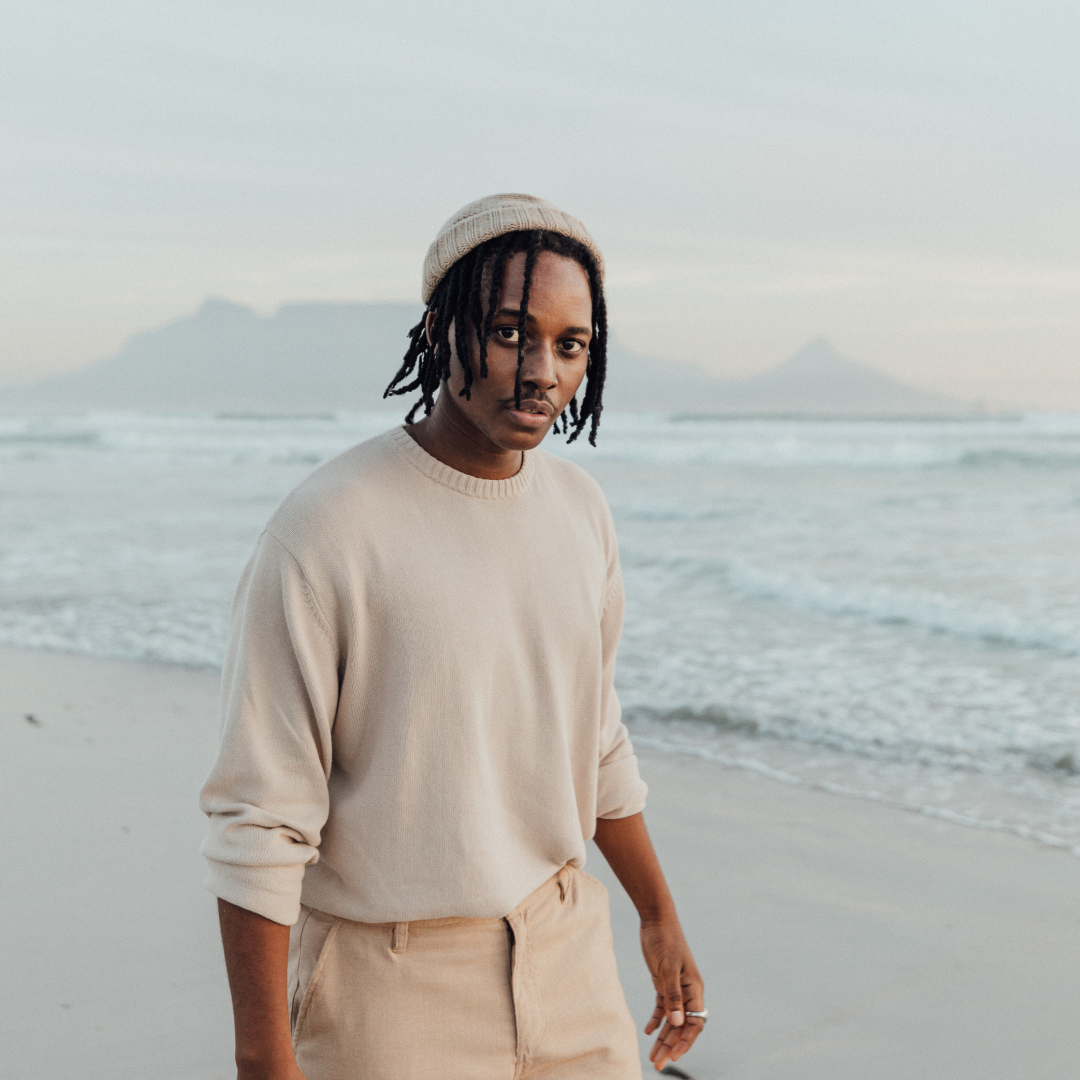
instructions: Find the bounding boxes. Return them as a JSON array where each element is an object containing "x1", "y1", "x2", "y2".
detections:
[
  {"x1": 803, "y1": 335, "x2": 833, "y2": 351},
  {"x1": 779, "y1": 337, "x2": 864, "y2": 374}
]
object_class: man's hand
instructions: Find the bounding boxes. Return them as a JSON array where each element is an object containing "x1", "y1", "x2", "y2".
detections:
[
  {"x1": 640, "y1": 918, "x2": 705, "y2": 1071},
  {"x1": 593, "y1": 813, "x2": 707, "y2": 1073}
]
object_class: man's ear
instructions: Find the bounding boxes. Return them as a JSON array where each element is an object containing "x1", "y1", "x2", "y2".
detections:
[{"x1": 425, "y1": 310, "x2": 436, "y2": 348}]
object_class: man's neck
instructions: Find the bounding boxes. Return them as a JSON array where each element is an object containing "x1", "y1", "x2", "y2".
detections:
[{"x1": 406, "y1": 400, "x2": 523, "y2": 481}]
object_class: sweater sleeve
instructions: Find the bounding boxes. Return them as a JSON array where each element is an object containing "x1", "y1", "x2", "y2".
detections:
[
  {"x1": 595, "y1": 560, "x2": 649, "y2": 820},
  {"x1": 198, "y1": 530, "x2": 341, "y2": 925}
]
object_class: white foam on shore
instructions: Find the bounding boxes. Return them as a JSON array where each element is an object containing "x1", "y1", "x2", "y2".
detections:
[
  {"x1": 0, "y1": 601, "x2": 226, "y2": 668},
  {"x1": 631, "y1": 733, "x2": 1080, "y2": 856}
]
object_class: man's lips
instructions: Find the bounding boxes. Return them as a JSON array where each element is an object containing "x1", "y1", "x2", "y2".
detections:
[{"x1": 504, "y1": 398, "x2": 555, "y2": 418}]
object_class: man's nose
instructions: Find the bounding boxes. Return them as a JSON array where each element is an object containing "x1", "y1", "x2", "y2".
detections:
[{"x1": 520, "y1": 339, "x2": 558, "y2": 389}]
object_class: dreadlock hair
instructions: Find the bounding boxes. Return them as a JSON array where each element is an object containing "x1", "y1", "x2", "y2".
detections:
[{"x1": 383, "y1": 229, "x2": 608, "y2": 445}]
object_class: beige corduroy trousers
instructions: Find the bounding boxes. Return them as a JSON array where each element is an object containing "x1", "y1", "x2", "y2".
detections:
[{"x1": 288, "y1": 865, "x2": 642, "y2": 1079}]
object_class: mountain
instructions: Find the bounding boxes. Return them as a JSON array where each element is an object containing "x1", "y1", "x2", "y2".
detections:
[
  {"x1": 2, "y1": 300, "x2": 968, "y2": 417},
  {"x1": 2, "y1": 298, "x2": 423, "y2": 413},
  {"x1": 725, "y1": 336, "x2": 964, "y2": 415},
  {"x1": 677, "y1": 337, "x2": 965, "y2": 417},
  {"x1": 595, "y1": 337, "x2": 964, "y2": 416}
]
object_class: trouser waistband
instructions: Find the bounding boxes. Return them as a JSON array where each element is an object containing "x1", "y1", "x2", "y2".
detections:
[{"x1": 316, "y1": 864, "x2": 576, "y2": 956}]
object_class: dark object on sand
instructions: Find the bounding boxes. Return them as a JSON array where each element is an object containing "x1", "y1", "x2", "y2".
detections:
[
  {"x1": 660, "y1": 1067, "x2": 695, "y2": 1079},
  {"x1": 24, "y1": 713, "x2": 41, "y2": 726}
]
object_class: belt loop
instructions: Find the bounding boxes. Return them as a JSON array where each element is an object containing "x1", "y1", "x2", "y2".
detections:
[{"x1": 392, "y1": 922, "x2": 409, "y2": 953}]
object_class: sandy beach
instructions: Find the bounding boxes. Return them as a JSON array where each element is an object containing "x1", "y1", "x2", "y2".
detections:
[{"x1": 3, "y1": 644, "x2": 1080, "y2": 1080}]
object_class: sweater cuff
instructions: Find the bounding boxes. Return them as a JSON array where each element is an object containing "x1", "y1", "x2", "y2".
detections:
[
  {"x1": 596, "y1": 754, "x2": 648, "y2": 819},
  {"x1": 203, "y1": 858, "x2": 307, "y2": 926}
]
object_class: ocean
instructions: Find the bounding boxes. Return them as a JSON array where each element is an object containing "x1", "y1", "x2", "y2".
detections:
[{"x1": 4, "y1": 409, "x2": 1080, "y2": 851}]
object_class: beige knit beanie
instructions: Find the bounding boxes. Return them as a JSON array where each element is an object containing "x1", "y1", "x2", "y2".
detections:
[{"x1": 421, "y1": 193, "x2": 604, "y2": 305}]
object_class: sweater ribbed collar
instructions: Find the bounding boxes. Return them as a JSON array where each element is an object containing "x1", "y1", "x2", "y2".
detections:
[{"x1": 388, "y1": 425, "x2": 536, "y2": 499}]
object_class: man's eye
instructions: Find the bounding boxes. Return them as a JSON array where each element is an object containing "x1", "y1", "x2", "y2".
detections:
[
  {"x1": 560, "y1": 340, "x2": 585, "y2": 355},
  {"x1": 496, "y1": 327, "x2": 519, "y2": 342}
]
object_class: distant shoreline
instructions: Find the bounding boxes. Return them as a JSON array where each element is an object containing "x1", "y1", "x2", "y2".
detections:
[
  {"x1": 669, "y1": 410, "x2": 1009, "y2": 422},
  {"x1": 0, "y1": 407, "x2": 1034, "y2": 421}
]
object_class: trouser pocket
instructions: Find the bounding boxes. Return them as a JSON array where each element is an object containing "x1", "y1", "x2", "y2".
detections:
[{"x1": 288, "y1": 906, "x2": 342, "y2": 1042}]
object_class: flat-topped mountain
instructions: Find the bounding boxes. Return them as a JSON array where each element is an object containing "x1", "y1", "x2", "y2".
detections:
[
  {"x1": 4, "y1": 298, "x2": 421, "y2": 413},
  {"x1": 3, "y1": 300, "x2": 968, "y2": 417}
]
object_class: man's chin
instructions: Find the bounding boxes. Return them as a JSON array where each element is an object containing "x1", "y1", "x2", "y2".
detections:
[{"x1": 490, "y1": 417, "x2": 556, "y2": 451}]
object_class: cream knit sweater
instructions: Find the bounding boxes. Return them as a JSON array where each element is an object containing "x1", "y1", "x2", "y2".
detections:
[{"x1": 199, "y1": 426, "x2": 647, "y2": 926}]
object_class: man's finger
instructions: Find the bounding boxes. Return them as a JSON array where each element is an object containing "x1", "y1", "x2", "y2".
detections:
[
  {"x1": 648, "y1": 1021, "x2": 672, "y2": 1061},
  {"x1": 649, "y1": 1029, "x2": 669, "y2": 1069},
  {"x1": 650, "y1": 1022, "x2": 681, "y2": 1070},
  {"x1": 664, "y1": 985, "x2": 705, "y2": 1062},
  {"x1": 662, "y1": 969, "x2": 685, "y2": 1028},
  {"x1": 668, "y1": 1018, "x2": 704, "y2": 1061},
  {"x1": 644, "y1": 997, "x2": 666, "y2": 1035}
]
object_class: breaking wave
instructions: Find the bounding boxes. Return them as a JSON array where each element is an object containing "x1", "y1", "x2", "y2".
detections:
[
  {"x1": 624, "y1": 702, "x2": 1080, "y2": 777},
  {"x1": 725, "y1": 561, "x2": 1080, "y2": 654},
  {"x1": 623, "y1": 550, "x2": 1080, "y2": 656}
]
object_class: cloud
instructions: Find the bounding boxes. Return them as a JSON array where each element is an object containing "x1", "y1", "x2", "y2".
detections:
[{"x1": 2, "y1": 0, "x2": 1078, "y2": 405}]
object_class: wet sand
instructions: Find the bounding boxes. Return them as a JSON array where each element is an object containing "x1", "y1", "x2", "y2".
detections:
[{"x1": 3, "y1": 645, "x2": 1079, "y2": 1079}]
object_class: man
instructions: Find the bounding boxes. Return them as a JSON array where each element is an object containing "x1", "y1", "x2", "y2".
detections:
[{"x1": 200, "y1": 194, "x2": 705, "y2": 1079}]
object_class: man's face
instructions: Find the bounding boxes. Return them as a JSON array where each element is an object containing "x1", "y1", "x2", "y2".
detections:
[{"x1": 430, "y1": 250, "x2": 594, "y2": 452}]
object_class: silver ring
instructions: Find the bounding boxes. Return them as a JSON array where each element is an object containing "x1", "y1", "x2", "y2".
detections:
[{"x1": 685, "y1": 1009, "x2": 708, "y2": 1021}]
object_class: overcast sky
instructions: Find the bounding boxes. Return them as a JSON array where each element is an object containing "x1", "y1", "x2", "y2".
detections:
[{"x1": 3, "y1": 0, "x2": 1078, "y2": 407}]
